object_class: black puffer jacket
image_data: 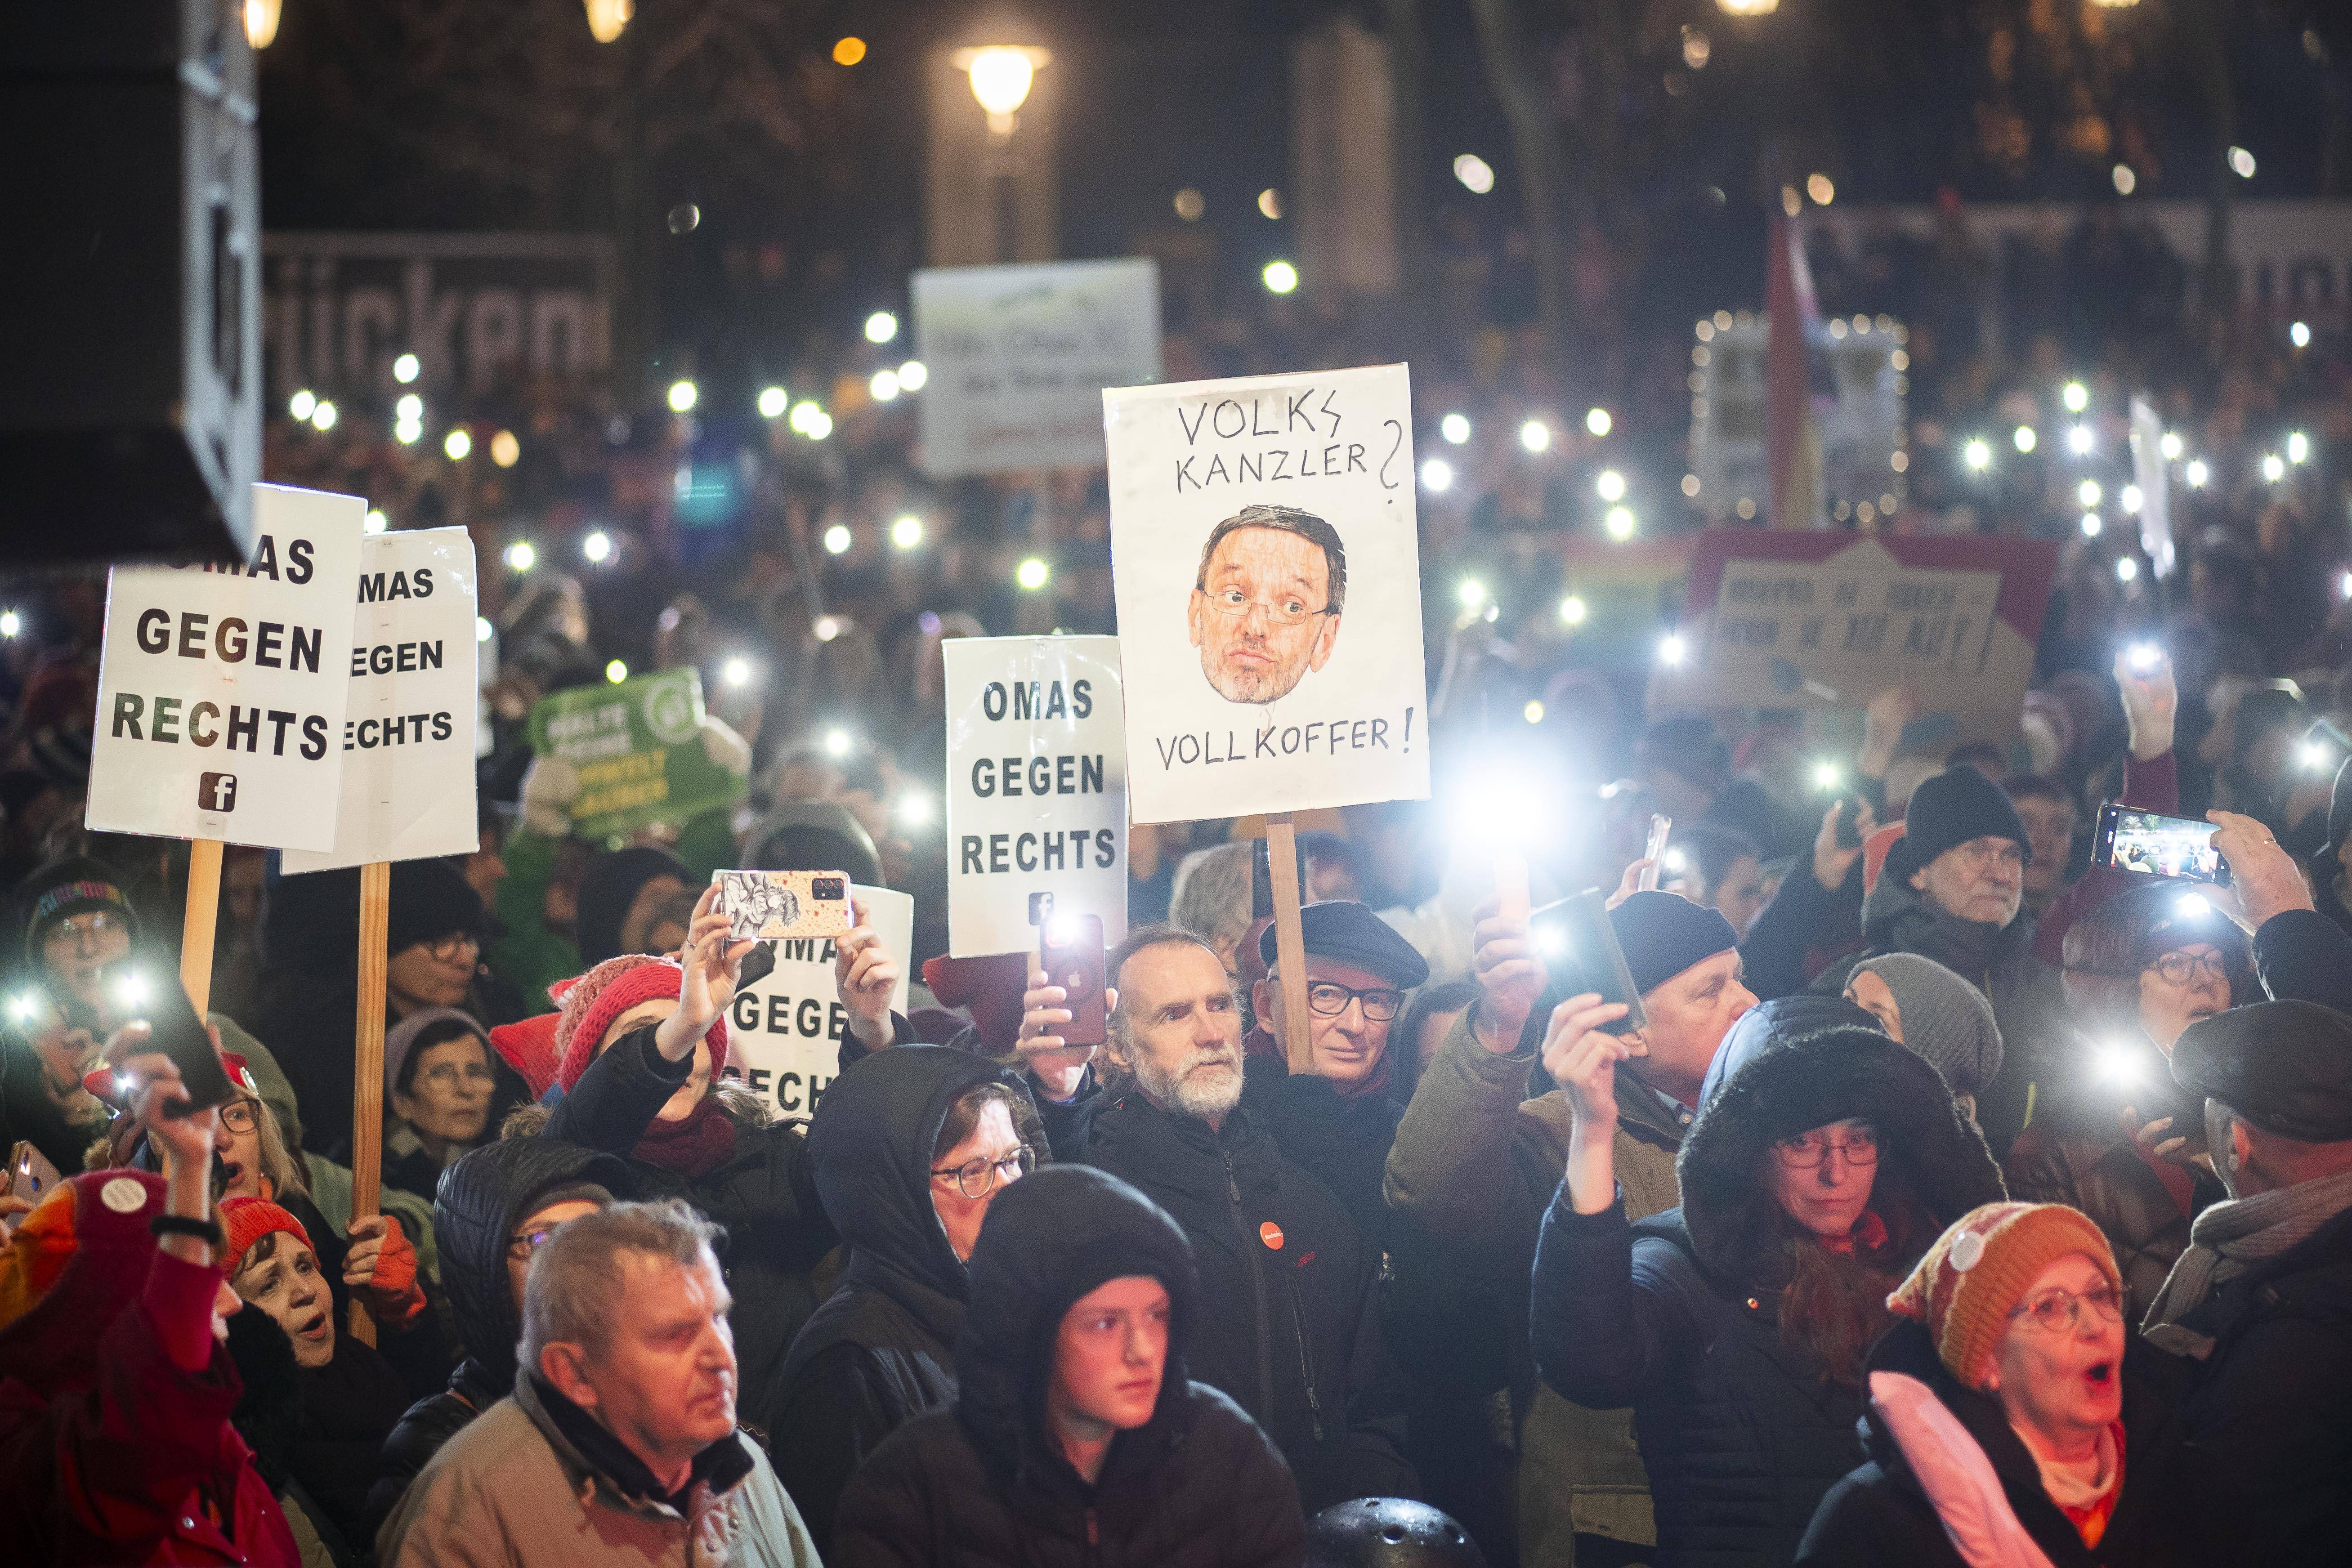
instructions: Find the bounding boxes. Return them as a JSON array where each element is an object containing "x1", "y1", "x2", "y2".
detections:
[
  {"x1": 1052, "y1": 1089, "x2": 1413, "y2": 1513},
  {"x1": 364, "y1": 1135, "x2": 634, "y2": 1532},
  {"x1": 1532, "y1": 1027, "x2": 2006, "y2": 1568},
  {"x1": 1795, "y1": 1319, "x2": 2204, "y2": 1567},
  {"x1": 761, "y1": 1045, "x2": 1042, "y2": 1552},
  {"x1": 834, "y1": 1164, "x2": 1304, "y2": 1568}
]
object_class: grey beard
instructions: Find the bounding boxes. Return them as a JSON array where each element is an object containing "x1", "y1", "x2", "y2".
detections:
[{"x1": 1134, "y1": 1045, "x2": 1243, "y2": 1122}]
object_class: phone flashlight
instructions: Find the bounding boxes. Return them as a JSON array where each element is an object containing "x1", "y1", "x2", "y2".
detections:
[
  {"x1": 2125, "y1": 642, "x2": 2162, "y2": 674},
  {"x1": 1811, "y1": 760, "x2": 1843, "y2": 791}
]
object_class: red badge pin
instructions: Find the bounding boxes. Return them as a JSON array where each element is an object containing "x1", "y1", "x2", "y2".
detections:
[{"x1": 1259, "y1": 1220, "x2": 1285, "y2": 1250}]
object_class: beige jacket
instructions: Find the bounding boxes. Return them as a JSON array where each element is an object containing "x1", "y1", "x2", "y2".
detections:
[
  {"x1": 1385, "y1": 1011, "x2": 1686, "y2": 1566},
  {"x1": 377, "y1": 1371, "x2": 821, "y2": 1568}
]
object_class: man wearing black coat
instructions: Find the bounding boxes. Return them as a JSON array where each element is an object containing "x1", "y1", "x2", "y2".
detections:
[
  {"x1": 1032, "y1": 923, "x2": 1415, "y2": 1513},
  {"x1": 2141, "y1": 998, "x2": 2352, "y2": 1565}
]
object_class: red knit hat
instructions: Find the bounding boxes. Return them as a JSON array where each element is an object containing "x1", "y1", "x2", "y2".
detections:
[
  {"x1": 219, "y1": 1196, "x2": 314, "y2": 1276},
  {"x1": 534, "y1": 953, "x2": 729, "y2": 1099},
  {"x1": 0, "y1": 1170, "x2": 170, "y2": 1393}
]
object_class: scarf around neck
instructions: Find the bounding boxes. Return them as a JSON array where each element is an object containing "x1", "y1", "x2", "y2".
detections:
[
  {"x1": 630, "y1": 1095, "x2": 739, "y2": 1179},
  {"x1": 2142, "y1": 1162, "x2": 2352, "y2": 1356}
]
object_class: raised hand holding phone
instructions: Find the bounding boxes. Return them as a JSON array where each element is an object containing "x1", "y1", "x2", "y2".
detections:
[
  {"x1": 1542, "y1": 993, "x2": 1634, "y2": 1214},
  {"x1": 833, "y1": 896, "x2": 901, "y2": 1050}
]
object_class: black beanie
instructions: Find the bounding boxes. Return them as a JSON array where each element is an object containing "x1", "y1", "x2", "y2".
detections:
[
  {"x1": 1884, "y1": 767, "x2": 2030, "y2": 885},
  {"x1": 388, "y1": 858, "x2": 487, "y2": 956},
  {"x1": 1607, "y1": 891, "x2": 1739, "y2": 996}
]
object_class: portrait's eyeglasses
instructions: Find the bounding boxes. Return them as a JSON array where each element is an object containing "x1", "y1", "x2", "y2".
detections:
[
  {"x1": 930, "y1": 1146, "x2": 1037, "y2": 1200},
  {"x1": 218, "y1": 1099, "x2": 258, "y2": 1135},
  {"x1": 1202, "y1": 587, "x2": 1331, "y2": 629},
  {"x1": 2146, "y1": 950, "x2": 2228, "y2": 987},
  {"x1": 1772, "y1": 1128, "x2": 1880, "y2": 1168},
  {"x1": 1304, "y1": 982, "x2": 1404, "y2": 1022},
  {"x1": 2008, "y1": 1284, "x2": 2124, "y2": 1333}
]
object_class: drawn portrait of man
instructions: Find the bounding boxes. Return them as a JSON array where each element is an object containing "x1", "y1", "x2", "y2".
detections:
[{"x1": 1186, "y1": 504, "x2": 1347, "y2": 705}]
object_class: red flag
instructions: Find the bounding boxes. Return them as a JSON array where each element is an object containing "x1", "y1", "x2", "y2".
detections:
[{"x1": 1766, "y1": 205, "x2": 1825, "y2": 529}]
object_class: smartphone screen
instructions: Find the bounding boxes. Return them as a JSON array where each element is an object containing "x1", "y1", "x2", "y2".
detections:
[
  {"x1": 1039, "y1": 913, "x2": 1107, "y2": 1047},
  {"x1": 113, "y1": 965, "x2": 234, "y2": 1116},
  {"x1": 1529, "y1": 890, "x2": 1649, "y2": 1039},
  {"x1": 2092, "y1": 804, "x2": 2227, "y2": 884},
  {"x1": 1638, "y1": 814, "x2": 1672, "y2": 892}
]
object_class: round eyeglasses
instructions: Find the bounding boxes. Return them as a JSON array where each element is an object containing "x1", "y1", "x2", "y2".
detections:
[
  {"x1": 930, "y1": 1146, "x2": 1037, "y2": 1200},
  {"x1": 1304, "y1": 982, "x2": 1404, "y2": 1021},
  {"x1": 2008, "y1": 1284, "x2": 2124, "y2": 1334},
  {"x1": 2146, "y1": 950, "x2": 2228, "y2": 987}
]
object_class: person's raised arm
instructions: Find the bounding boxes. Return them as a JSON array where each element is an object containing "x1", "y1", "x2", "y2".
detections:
[
  {"x1": 1539, "y1": 996, "x2": 1632, "y2": 1214},
  {"x1": 1739, "y1": 796, "x2": 1876, "y2": 1001},
  {"x1": 1013, "y1": 969, "x2": 1102, "y2": 1103},
  {"x1": 832, "y1": 897, "x2": 902, "y2": 1054},
  {"x1": 1855, "y1": 684, "x2": 1919, "y2": 815},
  {"x1": 655, "y1": 887, "x2": 755, "y2": 1063}
]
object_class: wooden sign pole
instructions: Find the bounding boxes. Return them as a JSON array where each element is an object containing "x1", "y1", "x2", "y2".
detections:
[
  {"x1": 347, "y1": 860, "x2": 390, "y2": 1347},
  {"x1": 1265, "y1": 814, "x2": 1315, "y2": 1075},
  {"x1": 178, "y1": 840, "x2": 224, "y2": 1019}
]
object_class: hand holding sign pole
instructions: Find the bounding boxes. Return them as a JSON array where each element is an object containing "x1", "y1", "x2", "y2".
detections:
[{"x1": 1265, "y1": 814, "x2": 1316, "y2": 1074}]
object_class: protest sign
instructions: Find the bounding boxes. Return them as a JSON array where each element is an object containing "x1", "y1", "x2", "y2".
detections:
[
  {"x1": 1688, "y1": 317, "x2": 1907, "y2": 524},
  {"x1": 722, "y1": 885, "x2": 911, "y2": 1119},
  {"x1": 1104, "y1": 363, "x2": 1430, "y2": 824},
  {"x1": 1646, "y1": 529, "x2": 2058, "y2": 743},
  {"x1": 913, "y1": 259, "x2": 1162, "y2": 476},
  {"x1": 87, "y1": 484, "x2": 365, "y2": 852},
  {"x1": 942, "y1": 635, "x2": 1127, "y2": 957},
  {"x1": 526, "y1": 668, "x2": 744, "y2": 841},
  {"x1": 282, "y1": 527, "x2": 479, "y2": 873}
]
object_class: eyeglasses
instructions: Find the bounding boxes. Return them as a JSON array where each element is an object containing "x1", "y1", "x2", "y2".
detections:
[
  {"x1": 1200, "y1": 586, "x2": 1331, "y2": 629},
  {"x1": 1952, "y1": 841, "x2": 2027, "y2": 873},
  {"x1": 2008, "y1": 1283, "x2": 2124, "y2": 1333},
  {"x1": 1305, "y1": 982, "x2": 1405, "y2": 1022},
  {"x1": 2146, "y1": 950, "x2": 2229, "y2": 987},
  {"x1": 219, "y1": 1099, "x2": 258, "y2": 1134},
  {"x1": 507, "y1": 1222, "x2": 569, "y2": 1261},
  {"x1": 43, "y1": 911, "x2": 125, "y2": 950},
  {"x1": 930, "y1": 1145, "x2": 1036, "y2": 1200},
  {"x1": 421, "y1": 932, "x2": 480, "y2": 961},
  {"x1": 1772, "y1": 1127, "x2": 1881, "y2": 1168},
  {"x1": 418, "y1": 1061, "x2": 496, "y2": 1092}
]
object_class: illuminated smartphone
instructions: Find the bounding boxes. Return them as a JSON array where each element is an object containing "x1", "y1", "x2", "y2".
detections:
[
  {"x1": 1039, "y1": 912, "x2": 1107, "y2": 1047},
  {"x1": 1529, "y1": 890, "x2": 1649, "y2": 1040},
  {"x1": 1638, "y1": 813, "x2": 1672, "y2": 892},
  {"x1": 2091, "y1": 804, "x2": 2228, "y2": 885}
]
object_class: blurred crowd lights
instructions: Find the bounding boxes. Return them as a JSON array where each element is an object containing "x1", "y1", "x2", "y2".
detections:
[
  {"x1": 583, "y1": 530, "x2": 613, "y2": 564},
  {"x1": 2061, "y1": 381, "x2": 2089, "y2": 413},
  {"x1": 790, "y1": 401, "x2": 834, "y2": 440},
  {"x1": 1657, "y1": 633, "x2": 1687, "y2": 666},
  {"x1": 758, "y1": 386, "x2": 790, "y2": 419},
  {"x1": 392, "y1": 353, "x2": 420, "y2": 384},
  {"x1": 832, "y1": 36, "x2": 867, "y2": 67},
  {"x1": 1557, "y1": 595, "x2": 1588, "y2": 626},
  {"x1": 2292, "y1": 321, "x2": 2313, "y2": 348},
  {"x1": 2078, "y1": 479, "x2": 2102, "y2": 508},
  {"x1": 2067, "y1": 424, "x2": 2094, "y2": 456},
  {"x1": 2184, "y1": 459, "x2": 2209, "y2": 488},
  {"x1": 891, "y1": 515, "x2": 926, "y2": 550},
  {"x1": 1257, "y1": 189, "x2": 1283, "y2": 220},
  {"x1": 0, "y1": 610, "x2": 19, "y2": 639},
  {"x1": 444, "y1": 429, "x2": 472, "y2": 460},
  {"x1": 584, "y1": 0, "x2": 633, "y2": 44},
  {"x1": 1457, "y1": 580, "x2": 1487, "y2": 611},
  {"x1": 813, "y1": 615, "x2": 845, "y2": 643},
  {"x1": 2116, "y1": 557, "x2": 2140, "y2": 583},
  {"x1": 1453, "y1": 154, "x2": 1495, "y2": 195},
  {"x1": 289, "y1": 389, "x2": 316, "y2": 421},
  {"x1": 722, "y1": 657, "x2": 755, "y2": 688},
  {"x1": 1596, "y1": 469, "x2": 1626, "y2": 502},
  {"x1": 1016, "y1": 557, "x2": 1051, "y2": 591},
  {"x1": 668, "y1": 380, "x2": 698, "y2": 414},
  {"x1": 2013, "y1": 426, "x2": 2037, "y2": 454},
  {"x1": 897, "y1": 788, "x2": 935, "y2": 828},
  {"x1": 1421, "y1": 458, "x2": 1453, "y2": 493},
  {"x1": 1604, "y1": 507, "x2": 1636, "y2": 541},
  {"x1": 823, "y1": 524, "x2": 854, "y2": 555},
  {"x1": 2289, "y1": 432, "x2": 2311, "y2": 465},
  {"x1": 1585, "y1": 407, "x2": 1612, "y2": 437},
  {"x1": 2159, "y1": 431, "x2": 2184, "y2": 461},
  {"x1": 1963, "y1": 438, "x2": 1992, "y2": 471},
  {"x1": 1440, "y1": 413, "x2": 1471, "y2": 445},
  {"x1": 2121, "y1": 484, "x2": 2142, "y2": 514},
  {"x1": 1262, "y1": 260, "x2": 1299, "y2": 295},
  {"x1": 2112, "y1": 165, "x2": 2137, "y2": 197},
  {"x1": 364, "y1": 509, "x2": 388, "y2": 535},
  {"x1": 898, "y1": 360, "x2": 929, "y2": 392},
  {"x1": 1523, "y1": 700, "x2": 1545, "y2": 725},
  {"x1": 2263, "y1": 453, "x2": 2287, "y2": 483},
  {"x1": 505, "y1": 541, "x2": 537, "y2": 573},
  {"x1": 475, "y1": 616, "x2": 495, "y2": 644},
  {"x1": 2228, "y1": 146, "x2": 2257, "y2": 179},
  {"x1": 871, "y1": 369, "x2": 902, "y2": 402},
  {"x1": 823, "y1": 728, "x2": 854, "y2": 759},
  {"x1": 604, "y1": 659, "x2": 630, "y2": 685},
  {"x1": 490, "y1": 430, "x2": 520, "y2": 468},
  {"x1": 1519, "y1": 420, "x2": 1550, "y2": 454},
  {"x1": 2081, "y1": 513, "x2": 2102, "y2": 538},
  {"x1": 865, "y1": 312, "x2": 899, "y2": 345}
]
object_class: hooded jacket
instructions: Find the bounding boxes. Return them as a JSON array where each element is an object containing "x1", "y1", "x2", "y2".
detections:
[
  {"x1": 1812, "y1": 867, "x2": 2064, "y2": 1158},
  {"x1": 1053, "y1": 1087, "x2": 1414, "y2": 1514},
  {"x1": 1532, "y1": 1028, "x2": 2006, "y2": 1568},
  {"x1": 0, "y1": 1170, "x2": 302, "y2": 1567},
  {"x1": 833, "y1": 1165, "x2": 1303, "y2": 1568},
  {"x1": 576, "y1": 847, "x2": 690, "y2": 968},
  {"x1": 365, "y1": 1137, "x2": 634, "y2": 1531},
  {"x1": 1795, "y1": 1319, "x2": 2204, "y2": 1568},
  {"x1": 760, "y1": 1045, "x2": 1040, "y2": 1550}
]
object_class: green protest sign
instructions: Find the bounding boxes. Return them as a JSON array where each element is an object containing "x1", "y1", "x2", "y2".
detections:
[{"x1": 526, "y1": 669, "x2": 743, "y2": 840}]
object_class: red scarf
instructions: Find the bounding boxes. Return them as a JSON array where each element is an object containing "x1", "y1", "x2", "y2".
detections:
[{"x1": 630, "y1": 1097, "x2": 739, "y2": 1179}]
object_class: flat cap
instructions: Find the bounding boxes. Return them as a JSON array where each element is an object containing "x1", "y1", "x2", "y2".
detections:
[
  {"x1": 2172, "y1": 999, "x2": 2352, "y2": 1143},
  {"x1": 1258, "y1": 900, "x2": 1431, "y2": 988}
]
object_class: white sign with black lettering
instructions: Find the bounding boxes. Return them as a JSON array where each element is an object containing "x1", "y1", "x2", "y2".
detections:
[
  {"x1": 1104, "y1": 363, "x2": 1430, "y2": 823},
  {"x1": 282, "y1": 528, "x2": 480, "y2": 874},
  {"x1": 943, "y1": 635, "x2": 1127, "y2": 958},
  {"x1": 721, "y1": 886, "x2": 912, "y2": 1119},
  {"x1": 87, "y1": 485, "x2": 365, "y2": 851}
]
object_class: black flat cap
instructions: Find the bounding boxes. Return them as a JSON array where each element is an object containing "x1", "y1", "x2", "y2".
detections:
[
  {"x1": 1257, "y1": 900, "x2": 1431, "y2": 988},
  {"x1": 2172, "y1": 999, "x2": 2352, "y2": 1142}
]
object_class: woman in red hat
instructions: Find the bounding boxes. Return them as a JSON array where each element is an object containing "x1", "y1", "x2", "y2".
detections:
[{"x1": 0, "y1": 1026, "x2": 299, "y2": 1565}]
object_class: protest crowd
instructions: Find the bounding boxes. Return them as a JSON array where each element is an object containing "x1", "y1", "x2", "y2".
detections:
[{"x1": 10, "y1": 158, "x2": 2352, "y2": 1568}]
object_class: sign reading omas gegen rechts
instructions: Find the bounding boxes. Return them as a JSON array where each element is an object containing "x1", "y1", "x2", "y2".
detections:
[
  {"x1": 87, "y1": 485, "x2": 365, "y2": 851},
  {"x1": 281, "y1": 527, "x2": 480, "y2": 873},
  {"x1": 1104, "y1": 364, "x2": 1430, "y2": 824},
  {"x1": 943, "y1": 636, "x2": 1127, "y2": 958}
]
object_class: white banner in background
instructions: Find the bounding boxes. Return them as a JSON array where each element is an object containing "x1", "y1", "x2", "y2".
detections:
[
  {"x1": 282, "y1": 527, "x2": 480, "y2": 873},
  {"x1": 1104, "y1": 363, "x2": 1431, "y2": 823},
  {"x1": 943, "y1": 635, "x2": 1127, "y2": 958},
  {"x1": 912, "y1": 258, "x2": 1163, "y2": 476},
  {"x1": 86, "y1": 485, "x2": 365, "y2": 851},
  {"x1": 721, "y1": 885, "x2": 912, "y2": 1119}
]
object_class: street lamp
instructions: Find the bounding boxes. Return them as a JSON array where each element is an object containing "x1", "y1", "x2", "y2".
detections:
[
  {"x1": 243, "y1": 0, "x2": 282, "y2": 49},
  {"x1": 1716, "y1": 0, "x2": 1778, "y2": 13},
  {"x1": 959, "y1": 46, "x2": 1050, "y2": 137}
]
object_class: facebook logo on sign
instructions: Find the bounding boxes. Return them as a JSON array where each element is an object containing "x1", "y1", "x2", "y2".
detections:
[{"x1": 197, "y1": 773, "x2": 237, "y2": 813}]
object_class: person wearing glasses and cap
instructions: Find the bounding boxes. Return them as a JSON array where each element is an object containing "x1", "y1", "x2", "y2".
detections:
[{"x1": 760, "y1": 1045, "x2": 1047, "y2": 1554}]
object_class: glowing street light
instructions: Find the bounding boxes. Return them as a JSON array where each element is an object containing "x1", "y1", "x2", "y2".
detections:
[
  {"x1": 2067, "y1": 424, "x2": 2093, "y2": 455},
  {"x1": 583, "y1": 0, "x2": 632, "y2": 44},
  {"x1": 1559, "y1": 595, "x2": 1587, "y2": 625},
  {"x1": 2228, "y1": 146, "x2": 2256, "y2": 179},
  {"x1": 2121, "y1": 484, "x2": 2143, "y2": 514},
  {"x1": 396, "y1": 393, "x2": 423, "y2": 422},
  {"x1": 2115, "y1": 557, "x2": 2139, "y2": 583},
  {"x1": 310, "y1": 400, "x2": 338, "y2": 432},
  {"x1": 2292, "y1": 321, "x2": 2312, "y2": 348},
  {"x1": 2262, "y1": 453, "x2": 2286, "y2": 483},
  {"x1": 0, "y1": 611, "x2": 18, "y2": 639},
  {"x1": 490, "y1": 429, "x2": 520, "y2": 467},
  {"x1": 961, "y1": 45, "x2": 1046, "y2": 134},
  {"x1": 722, "y1": 657, "x2": 753, "y2": 688},
  {"x1": 244, "y1": 0, "x2": 283, "y2": 48},
  {"x1": 871, "y1": 369, "x2": 902, "y2": 402},
  {"x1": 2081, "y1": 514, "x2": 2102, "y2": 538},
  {"x1": 667, "y1": 380, "x2": 698, "y2": 413}
]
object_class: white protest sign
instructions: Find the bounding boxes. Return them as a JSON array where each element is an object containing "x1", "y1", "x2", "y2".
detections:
[
  {"x1": 1104, "y1": 363, "x2": 1430, "y2": 824},
  {"x1": 913, "y1": 258, "x2": 1163, "y2": 476},
  {"x1": 87, "y1": 484, "x2": 364, "y2": 851},
  {"x1": 943, "y1": 635, "x2": 1127, "y2": 958},
  {"x1": 720, "y1": 885, "x2": 911, "y2": 1119},
  {"x1": 282, "y1": 527, "x2": 480, "y2": 873}
]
